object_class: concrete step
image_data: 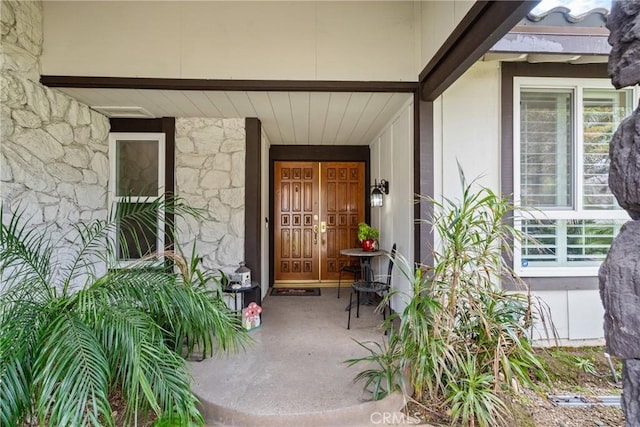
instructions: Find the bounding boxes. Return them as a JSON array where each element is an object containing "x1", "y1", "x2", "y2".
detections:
[{"x1": 198, "y1": 391, "x2": 407, "y2": 427}]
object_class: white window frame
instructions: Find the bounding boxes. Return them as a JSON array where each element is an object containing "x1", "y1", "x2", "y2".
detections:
[
  {"x1": 513, "y1": 77, "x2": 633, "y2": 277},
  {"x1": 108, "y1": 132, "x2": 166, "y2": 267}
]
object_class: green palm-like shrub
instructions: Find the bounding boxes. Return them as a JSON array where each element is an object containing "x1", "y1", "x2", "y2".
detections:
[
  {"x1": 0, "y1": 196, "x2": 249, "y2": 426},
  {"x1": 349, "y1": 168, "x2": 548, "y2": 426},
  {"x1": 345, "y1": 332, "x2": 403, "y2": 400}
]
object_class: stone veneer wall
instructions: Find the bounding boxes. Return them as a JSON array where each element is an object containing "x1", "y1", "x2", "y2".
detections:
[
  {"x1": 175, "y1": 118, "x2": 245, "y2": 274},
  {"x1": 1, "y1": 1, "x2": 110, "y2": 249}
]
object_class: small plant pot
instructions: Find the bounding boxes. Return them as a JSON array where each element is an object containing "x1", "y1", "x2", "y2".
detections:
[{"x1": 362, "y1": 239, "x2": 376, "y2": 252}]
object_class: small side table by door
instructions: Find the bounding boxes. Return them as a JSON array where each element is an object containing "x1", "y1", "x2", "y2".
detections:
[
  {"x1": 339, "y1": 248, "x2": 387, "y2": 284},
  {"x1": 223, "y1": 281, "x2": 260, "y2": 312}
]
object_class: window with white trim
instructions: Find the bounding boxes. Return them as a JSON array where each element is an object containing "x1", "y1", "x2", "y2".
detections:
[
  {"x1": 108, "y1": 133, "x2": 166, "y2": 264},
  {"x1": 514, "y1": 78, "x2": 633, "y2": 276}
]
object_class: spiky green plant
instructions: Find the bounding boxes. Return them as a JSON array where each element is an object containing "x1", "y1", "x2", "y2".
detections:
[
  {"x1": 348, "y1": 168, "x2": 549, "y2": 426},
  {"x1": 0, "y1": 195, "x2": 249, "y2": 426},
  {"x1": 345, "y1": 331, "x2": 403, "y2": 400},
  {"x1": 446, "y1": 350, "x2": 508, "y2": 427}
]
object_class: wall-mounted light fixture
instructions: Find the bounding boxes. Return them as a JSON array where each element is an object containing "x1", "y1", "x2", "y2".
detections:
[{"x1": 371, "y1": 179, "x2": 389, "y2": 207}]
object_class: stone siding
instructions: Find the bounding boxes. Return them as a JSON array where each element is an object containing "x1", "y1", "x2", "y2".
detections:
[
  {"x1": 0, "y1": 0, "x2": 42, "y2": 81},
  {"x1": 1, "y1": 0, "x2": 110, "y2": 246},
  {"x1": 175, "y1": 118, "x2": 245, "y2": 274}
]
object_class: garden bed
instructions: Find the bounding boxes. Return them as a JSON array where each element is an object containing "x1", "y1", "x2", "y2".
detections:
[{"x1": 406, "y1": 346, "x2": 625, "y2": 426}]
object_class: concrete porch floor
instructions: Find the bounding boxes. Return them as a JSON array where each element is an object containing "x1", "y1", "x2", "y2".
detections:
[{"x1": 189, "y1": 287, "x2": 407, "y2": 427}]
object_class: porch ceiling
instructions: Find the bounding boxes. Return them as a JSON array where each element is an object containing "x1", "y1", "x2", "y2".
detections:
[{"x1": 56, "y1": 87, "x2": 412, "y2": 146}]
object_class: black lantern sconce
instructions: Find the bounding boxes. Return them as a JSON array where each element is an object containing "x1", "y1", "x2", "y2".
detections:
[{"x1": 371, "y1": 179, "x2": 389, "y2": 207}]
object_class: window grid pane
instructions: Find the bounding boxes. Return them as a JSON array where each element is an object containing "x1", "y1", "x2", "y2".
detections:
[
  {"x1": 520, "y1": 91, "x2": 573, "y2": 208},
  {"x1": 115, "y1": 201, "x2": 159, "y2": 260},
  {"x1": 116, "y1": 140, "x2": 159, "y2": 197},
  {"x1": 566, "y1": 220, "x2": 618, "y2": 261},
  {"x1": 522, "y1": 220, "x2": 557, "y2": 264},
  {"x1": 521, "y1": 219, "x2": 624, "y2": 268},
  {"x1": 583, "y1": 90, "x2": 629, "y2": 210}
]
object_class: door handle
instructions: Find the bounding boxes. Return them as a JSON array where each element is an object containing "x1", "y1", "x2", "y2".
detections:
[
  {"x1": 313, "y1": 224, "x2": 318, "y2": 244},
  {"x1": 320, "y1": 221, "x2": 327, "y2": 233}
]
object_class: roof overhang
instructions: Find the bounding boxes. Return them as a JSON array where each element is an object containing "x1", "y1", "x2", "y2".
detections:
[
  {"x1": 490, "y1": 31, "x2": 610, "y2": 56},
  {"x1": 486, "y1": 6, "x2": 610, "y2": 65}
]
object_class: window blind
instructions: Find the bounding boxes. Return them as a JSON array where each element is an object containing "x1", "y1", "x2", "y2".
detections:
[
  {"x1": 520, "y1": 91, "x2": 573, "y2": 208},
  {"x1": 583, "y1": 91, "x2": 628, "y2": 210}
]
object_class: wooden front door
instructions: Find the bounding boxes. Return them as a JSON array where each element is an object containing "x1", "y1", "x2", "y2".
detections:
[
  {"x1": 274, "y1": 161, "x2": 365, "y2": 282},
  {"x1": 274, "y1": 162, "x2": 319, "y2": 281},
  {"x1": 320, "y1": 162, "x2": 365, "y2": 280}
]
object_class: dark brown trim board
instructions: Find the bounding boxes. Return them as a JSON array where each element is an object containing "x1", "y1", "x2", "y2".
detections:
[
  {"x1": 414, "y1": 94, "x2": 434, "y2": 266},
  {"x1": 269, "y1": 145, "x2": 371, "y2": 162},
  {"x1": 161, "y1": 118, "x2": 176, "y2": 252},
  {"x1": 268, "y1": 145, "x2": 371, "y2": 287},
  {"x1": 502, "y1": 62, "x2": 608, "y2": 79},
  {"x1": 420, "y1": 0, "x2": 538, "y2": 101},
  {"x1": 244, "y1": 118, "x2": 262, "y2": 306},
  {"x1": 501, "y1": 62, "x2": 608, "y2": 291},
  {"x1": 41, "y1": 75, "x2": 417, "y2": 93},
  {"x1": 161, "y1": 118, "x2": 176, "y2": 205}
]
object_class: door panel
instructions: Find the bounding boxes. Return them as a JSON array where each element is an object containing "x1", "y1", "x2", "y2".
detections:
[
  {"x1": 321, "y1": 163, "x2": 365, "y2": 281},
  {"x1": 274, "y1": 161, "x2": 365, "y2": 282},
  {"x1": 275, "y1": 162, "x2": 319, "y2": 281}
]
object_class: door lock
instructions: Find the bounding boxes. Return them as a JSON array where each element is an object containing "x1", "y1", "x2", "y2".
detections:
[{"x1": 320, "y1": 221, "x2": 327, "y2": 233}]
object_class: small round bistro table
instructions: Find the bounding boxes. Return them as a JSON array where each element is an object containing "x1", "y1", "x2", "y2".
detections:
[
  {"x1": 339, "y1": 248, "x2": 387, "y2": 283},
  {"x1": 339, "y1": 248, "x2": 387, "y2": 310},
  {"x1": 222, "y1": 280, "x2": 260, "y2": 312}
]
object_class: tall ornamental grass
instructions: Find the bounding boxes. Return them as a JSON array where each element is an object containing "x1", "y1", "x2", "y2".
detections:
[{"x1": 350, "y1": 170, "x2": 548, "y2": 427}]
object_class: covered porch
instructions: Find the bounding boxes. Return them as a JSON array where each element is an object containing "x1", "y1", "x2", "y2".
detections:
[{"x1": 35, "y1": 0, "x2": 536, "y2": 317}]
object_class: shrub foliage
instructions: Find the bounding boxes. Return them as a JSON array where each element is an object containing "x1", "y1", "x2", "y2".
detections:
[
  {"x1": 350, "y1": 171, "x2": 547, "y2": 426},
  {"x1": 0, "y1": 196, "x2": 248, "y2": 426}
]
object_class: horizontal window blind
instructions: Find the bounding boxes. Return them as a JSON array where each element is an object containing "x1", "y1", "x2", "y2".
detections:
[
  {"x1": 521, "y1": 219, "x2": 624, "y2": 267},
  {"x1": 583, "y1": 91, "x2": 628, "y2": 210},
  {"x1": 520, "y1": 91, "x2": 573, "y2": 208}
]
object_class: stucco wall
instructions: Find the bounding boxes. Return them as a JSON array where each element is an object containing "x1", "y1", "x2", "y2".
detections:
[
  {"x1": 419, "y1": 0, "x2": 474, "y2": 68},
  {"x1": 1, "y1": 1, "x2": 110, "y2": 252},
  {"x1": 174, "y1": 118, "x2": 246, "y2": 274},
  {"x1": 369, "y1": 97, "x2": 414, "y2": 313},
  {"x1": 434, "y1": 60, "x2": 501, "y2": 199},
  {"x1": 41, "y1": 1, "x2": 417, "y2": 81}
]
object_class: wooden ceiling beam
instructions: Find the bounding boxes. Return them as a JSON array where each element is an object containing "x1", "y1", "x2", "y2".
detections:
[
  {"x1": 420, "y1": 1, "x2": 539, "y2": 101},
  {"x1": 40, "y1": 76, "x2": 418, "y2": 93}
]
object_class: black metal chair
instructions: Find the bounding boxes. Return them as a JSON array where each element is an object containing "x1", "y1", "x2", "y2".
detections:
[
  {"x1": 337, "y1": 262, "x2": 361, "y2": 299},
  {"x1": 347, "y1": 243, "x2": 396, "y2": 329}
]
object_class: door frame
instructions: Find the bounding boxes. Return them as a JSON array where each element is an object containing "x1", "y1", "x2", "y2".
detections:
[{"x1": 269, "y1": 145, "x2": 370, "y2": 288}]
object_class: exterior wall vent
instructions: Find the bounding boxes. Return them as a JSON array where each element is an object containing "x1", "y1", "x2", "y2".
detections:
[{"x1": 92, "y1": 106, "x2": 155, "y2": 118}]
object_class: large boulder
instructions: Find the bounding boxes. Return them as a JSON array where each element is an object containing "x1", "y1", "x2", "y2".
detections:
[
  {"x1": 622, "y1": 359, "x2": 640, "y2": 426},
  {"x1": 607, "y1": 1, "x2": 640, "y2": 88},
  {"x1": 599, "y1": 221, "x2": 640, "y2": 359},
  {"x1": 608, "y1": 107, "x2": 640, "y2": 219}
]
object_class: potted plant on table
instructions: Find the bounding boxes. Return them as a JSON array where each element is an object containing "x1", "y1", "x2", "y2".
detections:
[{"x1": 358, "y1": 222, "x2": 379, "y2": 252}]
